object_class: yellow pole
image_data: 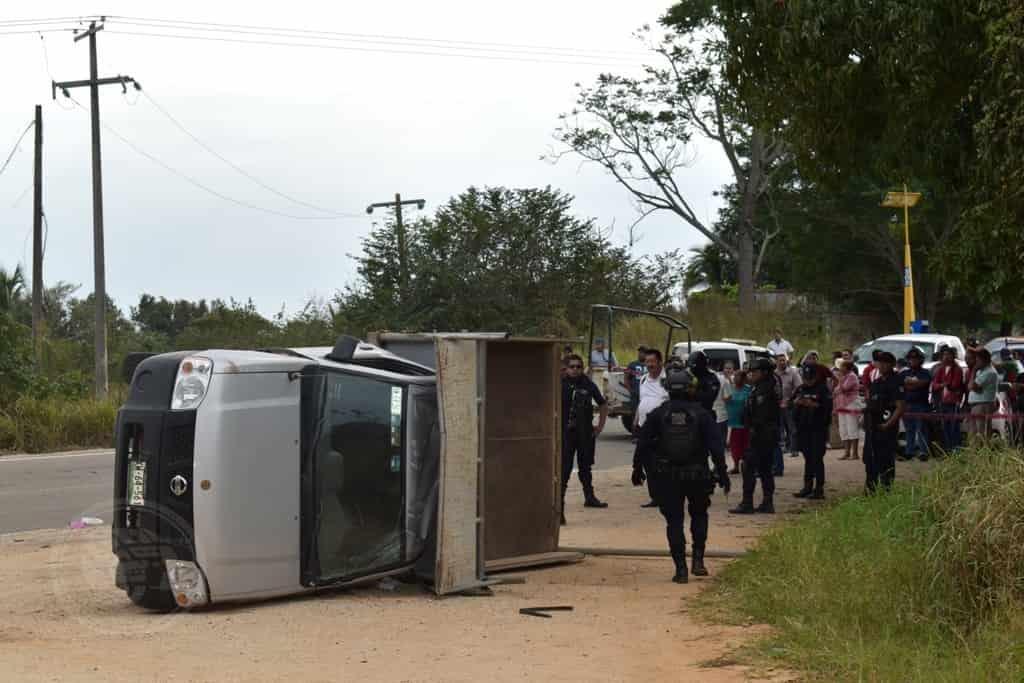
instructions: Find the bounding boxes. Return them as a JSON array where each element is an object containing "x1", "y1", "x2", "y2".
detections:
[{"x1": 903, "y1": 183, "x2": 916, "y2": 333}]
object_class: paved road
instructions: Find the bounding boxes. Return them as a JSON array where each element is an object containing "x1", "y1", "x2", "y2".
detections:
[
  {"x1": 0, "y1": 421, "x2": 637, "y2": 535},
  {"x1": 0, "y1": 449, "x2": 114, "y2": 535}
]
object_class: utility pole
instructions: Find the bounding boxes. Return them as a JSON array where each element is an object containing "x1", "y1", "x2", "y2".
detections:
[
  {"x1": 52, "y1": 20, "x2": 137, "y2": 398},
  {"x1": 31, "y1": 105, "x2": 43, "y2": 365},
  {"x1": 366, "y1": 193, "x2": 426, "y2": 293}
]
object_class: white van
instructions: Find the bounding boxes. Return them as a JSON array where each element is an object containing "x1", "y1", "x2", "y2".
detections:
[{"x1": 671, "y1": 339, "x2": 773, "y2": 371}]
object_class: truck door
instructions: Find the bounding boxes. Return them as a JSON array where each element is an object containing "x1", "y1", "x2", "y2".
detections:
[{"x1": 302, "y1": 370, "x2": 407, "y2": 584}]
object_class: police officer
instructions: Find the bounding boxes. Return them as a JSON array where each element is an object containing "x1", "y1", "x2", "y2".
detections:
[
  {"x1": 561, "y1": 354, "x2": 609, "y2": 524},
  {"x1": 863, "y1": 351, "x2": 905, "y2": 492},
  {"x1": 687, "y1": 350, "x2": 721, "y2": 413},
  {"x1": 730, "y1": 357, "x2": 780, "y2": 514},
  {"x1": 632, "y1": 362, "x2": 729, "y2": 583}
]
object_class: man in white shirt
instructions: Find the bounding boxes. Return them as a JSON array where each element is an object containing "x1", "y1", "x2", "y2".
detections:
[
  {"x1": 766, "y1": 330, "x2": 795, "y2": 360},
  {"x1": 590, "y1": 337, "x2": 619, "y2": 369},
  {"x1": 635, "y1": 348, "x2": 668, "y2": 508}
]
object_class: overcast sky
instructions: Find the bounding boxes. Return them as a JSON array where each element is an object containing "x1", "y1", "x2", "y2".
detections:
[{"x1": 0, "y1": 2, "x2": 731, "y2": 318}]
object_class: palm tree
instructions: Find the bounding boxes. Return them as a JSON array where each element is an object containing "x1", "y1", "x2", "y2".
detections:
[
  {"x1": 0, "y1": 265, "x2": 26, "y2": 312},
  {"x1": 683, "y1": 244, "x2": 735, "y2": 293}
]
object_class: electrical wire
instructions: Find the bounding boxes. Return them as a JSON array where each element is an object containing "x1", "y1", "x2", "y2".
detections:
[
  {"x1": 105, "y1": 16, "x2": 648, "y2": 61},
  {"x1": 65, "y1": 95, "x2": 365, "y2": 222},
  {"x1": 103, "y1": 29, "x2": 645, "y2": 68},
  {"x1": 138, "y1": 88, "x2": 360, "y2": 217},
  {"x1": 0, "y1": 27, "x2": 80, "y2": 36},
  {"x1": 0, "y1": 121, "x2": 34, "y2": 179},
  {"x1": 0, "y1": 17, "x2": 95, "y2": 26},
  {"x1": 39, "y1": 33, "x2": 75, "y2": 111}
]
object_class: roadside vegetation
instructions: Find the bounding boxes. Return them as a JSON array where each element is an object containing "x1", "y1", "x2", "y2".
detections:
[{"x1": 700, "y1": 444, "x2": 1024, "y2": 681}]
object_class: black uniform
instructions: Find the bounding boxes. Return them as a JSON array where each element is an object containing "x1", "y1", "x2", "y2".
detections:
[
  {"x1": 636, "y1": 396, "x2": 728, "y2": 582},
  {"x1": 693, "y1": 367, "x2": 721, "y2": 413},
  {"x1": 864, "y1": 372, "x2": 905, "y2": 492},
  {"x1": 793, "y1": 380, "x2": 831, "y2": 497},
  {"x1": 735, "y1": 375, "x2": 781, "y2": 512},
  {"x1": 561, "y1": 375, "x2": 606, "y2": 501}
]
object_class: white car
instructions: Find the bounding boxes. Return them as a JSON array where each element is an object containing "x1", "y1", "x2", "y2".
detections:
[{"x1": 853, "y1": 334, "x2": 966, "y2": 374}]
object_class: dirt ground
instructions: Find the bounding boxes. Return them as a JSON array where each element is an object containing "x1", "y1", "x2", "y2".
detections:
[{"x1": 0, "y1": 451, "x2": 930, "y2": 682}]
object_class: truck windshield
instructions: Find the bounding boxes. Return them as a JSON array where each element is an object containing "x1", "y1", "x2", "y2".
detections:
[{"x1": 312, "y1": 372, "x2": 406, "y2": 581}]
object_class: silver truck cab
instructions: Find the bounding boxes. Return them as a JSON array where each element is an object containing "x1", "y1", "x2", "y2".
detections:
[{"x1": 113, "y1": 339, "x2": 440, "y2": 610}]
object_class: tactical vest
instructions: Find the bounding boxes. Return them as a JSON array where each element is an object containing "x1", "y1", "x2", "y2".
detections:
[
  {"x1": 658, "y1": 404, "x2": 703, "y2": 468},
  {"x1": 567, "y1": 383, "x2": 593, "y2": 430}
]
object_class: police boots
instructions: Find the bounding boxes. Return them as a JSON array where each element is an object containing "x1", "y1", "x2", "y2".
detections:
[
  {"x1": 691, "y1": 546, "x2": 708, "y2": 577},
  {"x1": 671, "y1": 548, "x2": 688, "y2": 584},
  {"x1": 755, "y1": 498, "x2": 775, "y2": 514},
  {"x1": 583, "y1": 486, "x2": 608, "y2": 508}
]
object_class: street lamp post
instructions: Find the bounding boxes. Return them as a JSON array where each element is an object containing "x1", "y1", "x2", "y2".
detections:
[{"x1": 881, "y1": 186, "x2": 922, "y2": 334}]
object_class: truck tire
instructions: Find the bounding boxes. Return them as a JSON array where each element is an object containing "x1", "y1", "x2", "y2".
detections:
[
  {"x1": 127, "y1": 585, "x2": 177, "y2": 613},
  {"x1": 621, "y1": 415, "x2": 634, "y2": 433}
]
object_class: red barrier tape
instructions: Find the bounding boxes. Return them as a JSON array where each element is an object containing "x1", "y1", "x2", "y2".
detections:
[{"x1": 832, "y1": 407, "x2": 1021, "y2": 422}]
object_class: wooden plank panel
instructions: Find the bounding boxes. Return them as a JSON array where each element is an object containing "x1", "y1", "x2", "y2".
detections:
[
  {"x1": 483, "y1": 342, "x2": 561, "y2": 561},
  {"x1": 434, "y1": 339, "x2": 483, "y2": 595}
]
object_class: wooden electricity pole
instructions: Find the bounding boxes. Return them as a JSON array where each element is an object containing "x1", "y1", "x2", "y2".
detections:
[
  {"x1": 365, "y1": 193, "x2": 426, "y2": 293},
  {"x1": 31, "y1": 105, "x2": 43, "y2": 364},
  {"x1": 52, "y1": 20, "x2": 137, "y2": 398}
]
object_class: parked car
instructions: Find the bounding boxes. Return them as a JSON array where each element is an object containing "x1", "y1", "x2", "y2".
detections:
[{"x1": 853, "y1": 334, "x2": 966, "y2": 374}]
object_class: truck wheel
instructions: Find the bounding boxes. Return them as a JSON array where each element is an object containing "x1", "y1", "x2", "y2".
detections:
[
  {"x1": 621, "y1": 415, "x2": 634, "y2": 433},
  {"x1": 127, "y1": 585, "x2": 177, "y2": 613}
]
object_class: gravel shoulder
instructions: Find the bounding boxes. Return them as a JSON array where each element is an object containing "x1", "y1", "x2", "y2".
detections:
[{"x1": 0, "y1": 451, "x2": 930, "y2": 682}]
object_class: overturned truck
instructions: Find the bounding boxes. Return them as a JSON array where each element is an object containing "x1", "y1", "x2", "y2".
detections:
[{"x1": 113, "y1": 333, "x2": 574, "y2": 610}]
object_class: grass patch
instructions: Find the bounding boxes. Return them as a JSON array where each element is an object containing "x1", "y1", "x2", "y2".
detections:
[
  {"x1": 0, "y1": 396, "x2": 119, "y2": 453},
  {"x1": 700, "y1": 444, "x2": 1024, "y2": 681}
]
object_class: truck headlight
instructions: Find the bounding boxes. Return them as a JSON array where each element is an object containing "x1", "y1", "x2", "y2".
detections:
[
  {"x1": 165, "y1": 560, "x2": 209, "y2": 608},
  {"x1": 171, "y1": 356, "x2": 213, "y2": 411}
]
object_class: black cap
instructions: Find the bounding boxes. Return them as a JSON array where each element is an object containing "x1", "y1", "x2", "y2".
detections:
[
  {"x1": 906, "y1": 347, "x2": 925, "y2": 360},
  {"x1": 800, "y1": 364, "x2": 817, "y2": 380},
  {"x1": 751, "y1": 357, "x2": 774, "y2": 373},
  {"x1": 877, "y1": 351, "x2": 897, "y2": 364}
]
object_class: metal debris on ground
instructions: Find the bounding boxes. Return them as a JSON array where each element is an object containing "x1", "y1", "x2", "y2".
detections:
[{"x1": 519, "y1": 606, "x2": 574, "y2": 618}]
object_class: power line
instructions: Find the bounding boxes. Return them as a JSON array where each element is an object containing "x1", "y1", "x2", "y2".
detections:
[
  {"x1": 105, "y1": 16, "x2": 649, "y2": 60},
  {"x1": 138, "y1": 87, "x2": 359, "y2": 217},
  {"x1": 0, "y1": 16, "x2": 95, "y2": 26},
  {"x1": 0, "y1": 121, "x2": 34, "y2": 179},
  {"x1": 103, "y1": 14, "x2": 647, "y2": 57},
  {"x1": 39, "y1": 33, "x2": 76, "y2": 110},
  {"x1": 66, "y1": 95, "x2": 365, "y2": 222},
  {"x1": 103, "y1": 29, "x2": 646, "y2": 68},
  {"x1": 0, "y1": 28, "x2": 79, "y2": 37}
]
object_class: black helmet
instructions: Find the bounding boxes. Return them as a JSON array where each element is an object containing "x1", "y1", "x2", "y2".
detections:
[
  {"x1": 687, "y1": 350, "x2": 709, "y2": 371},
  {"x1": 662, "y1": 364, "x2": 698, "y2": 395},
  {"x1": 750, "y1": 357, "x2": 774, "y2": 374}
]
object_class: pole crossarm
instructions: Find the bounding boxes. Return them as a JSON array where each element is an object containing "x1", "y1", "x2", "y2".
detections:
[{"x1": 52, "y1": 75, "x2": 137, "y2": 98}]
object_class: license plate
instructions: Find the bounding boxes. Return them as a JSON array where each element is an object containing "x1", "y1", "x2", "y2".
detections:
[{"x1": 128, "y1": 461, "x2": 146, "y2": 506}]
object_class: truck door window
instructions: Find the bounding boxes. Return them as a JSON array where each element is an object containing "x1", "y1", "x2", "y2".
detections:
[{"x1": 315, "y1": 372, "x2": 405, "y2": 580}]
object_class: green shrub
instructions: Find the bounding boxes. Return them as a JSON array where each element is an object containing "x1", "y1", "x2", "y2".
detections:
[
  {"x1": 2, "y1": 396, "x2": 117, "y2": 453},
  {"x1": 701, "y1": 444, "x2": 1024, "y2": 681}
]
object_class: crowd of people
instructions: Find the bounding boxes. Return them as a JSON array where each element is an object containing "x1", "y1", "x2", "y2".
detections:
[{"x1": 558, "y1": 331, "x2": 1024, "y2": 583}]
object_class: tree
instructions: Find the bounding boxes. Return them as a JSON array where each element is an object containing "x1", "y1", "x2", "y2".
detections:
[
  {"x1": 0, "y1": 265, "x2": 26, "y2": 312},
  {"x1": 176, "y1": 299, "x2": 278, "y2": 350},
  {"x1": 689, "y1": 0, "x2": 1020, "y2": 326},
  {"x1": 552, "y1": 24, "x2": 787, "y2": 313},
  {"x1": 334, "y1": 186, "x2": 681, "y2": 336},
  {"x1": 131, "y1": 294, "x2": 210, "y2": 343}
]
